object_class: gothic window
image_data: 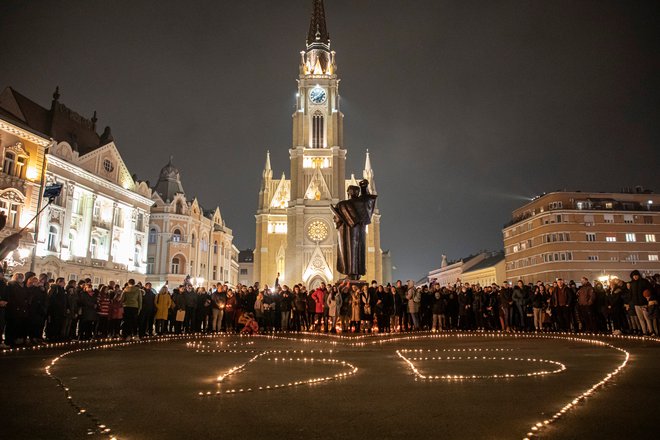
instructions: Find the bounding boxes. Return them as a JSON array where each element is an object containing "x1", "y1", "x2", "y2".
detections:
[
  {"x1": 47, "y1": 225, "x2": 58, "y2": 252},
  {"x1": 191, "y1": 233, "x2": 196, "y2": 248},
  {"x1": 213, "y1": 265, "x2": 217, "y2": 279},
  {"x1": 213, "y1": 240, "x2": 218, "y2": 254},
  {"x1": 172, "y1": 229, "x2": 182, "y2": 242},
  {"x1": 176, "y1": 201, "x2": 184, "y2": 214},
  {"x1": 171, "y1": 257, "x2": 180, "y2": 274},
  {"x1": 312, "y1": 111, "x2": 324, "y2": 148}
]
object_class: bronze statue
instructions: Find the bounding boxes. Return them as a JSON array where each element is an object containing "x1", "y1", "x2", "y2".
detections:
[{"x1": 331, "y1": 179, "x2": 377, "y2": 280}]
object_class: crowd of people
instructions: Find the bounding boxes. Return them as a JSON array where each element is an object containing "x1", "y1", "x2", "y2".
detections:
[{"x1": 0, "y1": 269, "x2": 658, "y2": 348}]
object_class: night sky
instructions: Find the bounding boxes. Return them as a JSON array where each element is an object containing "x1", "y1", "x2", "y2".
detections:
[{"x1": 1, "y1": 0, "x2": 659, "y2": 281}]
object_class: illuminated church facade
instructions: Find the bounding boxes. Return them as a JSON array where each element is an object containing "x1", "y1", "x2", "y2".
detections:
[{"x1": 254, "y1": 0, "x2": 383, "y2": 288}]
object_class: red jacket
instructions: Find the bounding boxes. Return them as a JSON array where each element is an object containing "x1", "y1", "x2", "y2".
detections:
[{"x1": 312, "y1": 288, "x2": 325, "y2": 314}]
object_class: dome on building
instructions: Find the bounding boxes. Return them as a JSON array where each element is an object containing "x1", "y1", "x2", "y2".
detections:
[{"x1": 153, "y1": 156, "x2": 185, "y2": 202}]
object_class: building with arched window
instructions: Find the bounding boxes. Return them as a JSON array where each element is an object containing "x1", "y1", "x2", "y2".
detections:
[
  {"x1": 0, "y1": 86, "x2": 153, "y2": 283},
  {"x1": 146, "y1": 157, "x2": 237, "y2": 289}
]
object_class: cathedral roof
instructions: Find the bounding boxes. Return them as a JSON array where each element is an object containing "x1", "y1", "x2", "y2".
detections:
[
  {"x1": 306, "y1": 0, "x2": 330, "y2": 47},
  {"x1": 153, "y1": 156, "x2": 185, "y2": 202},
  {"x1": 0, "y1": 86, "x2": 103, "y2": 154}
]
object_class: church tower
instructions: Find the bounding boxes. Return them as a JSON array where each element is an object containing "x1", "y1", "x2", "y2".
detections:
[{"x1": 254, "y1": 0, "x2": 382, "y2": 289}]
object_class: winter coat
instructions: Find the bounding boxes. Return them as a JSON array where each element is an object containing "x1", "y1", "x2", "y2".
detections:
[
  {"x1": 312, "y1": 288, "x2": 325, "y2": 314},
  {"x1": 432, "y1": 290, "x2": 446, "y2": 315},
  {"x1": 122, "y1": 286, "x2": 143, "y2": 311},
  {"x1": 294, "y1": 292, "x2": 307, "y2": 312},
  {"x1": 327, "y1": 292, "x2": 342, "y2": 317},
  {"x1": 577, "y1": 283, "x2": 595, "y2": 306},
  {"x1": 48, "y1": 285, "x2": 68, "y2": 319},
  {"x1": 628, "y1": 278, "x2": 651, "y2": 306},
  {"x1": 110, "y1": 293, "x2": 124, "y2": 320},
  {"x1": 80, "y1": 292, "x2": 98, "y2": 322},
  {"x1": 142, "y1": 288, "x2": 156, "y2": 313},
  {"x1": 406, "y1": 288, "x2": 420, "y2": 313},
  {"x1": 351, "y1": 291, "x2": 362, "y2": 321},
  {"x1": 155, "y1": 293, "x2": 173, "y2": 320},
  {"x1": 97, "y1": 293, "x2": 111, "y2": 317}
]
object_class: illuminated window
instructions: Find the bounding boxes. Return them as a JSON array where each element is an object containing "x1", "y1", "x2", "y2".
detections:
[
  {"x1": 134, "y1": 246, "x2": 141, "y2": 267},
  {"x1": 649, "y1": 255, "x2": 659, "y2": 262},
  {"x1": 646, "y1": 234, "x2": 656, "y2": 243},
  {"x1": 213, "y1": 241, "x2": 218, "y2": 254},
  {"x1": 147, "y1": 257, "x2": 154, "y2": 274},
  {"x1": 47, "y1": 225, "x2": 58, "y2": 252},
  {"x1": 267, "y1": 221, "x2": 287, "y2": 234},
  {"x1": 606, "y1": 236, "x2": 616, "y2": 242},
  {"x1": 90, "y1": 238, "x2": 98, "y2": 258},
  {"x1": 2, "y1": 152, "x2": 15, "y2": 175},
  {"x1": 16, "y1": 156, "x2": 26, "y2": 178},
  {"x1": 172, "y1": 229, "x2": 181, "y2": 242},
  {"x1": 171, "y1": 257, "x2": 180, "y2": 274},
  {"x1": 626, "y1": 233, "x2": 636, "y2": 242}
]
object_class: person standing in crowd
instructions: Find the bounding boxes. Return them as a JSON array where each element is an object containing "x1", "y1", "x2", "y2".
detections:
[
  {"x1": 350, "y1": 284, "x2": 362, "y2": 332},
  {"x1": 512, "y1": 280, "x2": 528, "y2": 330},
  {"x1": 628, "y1": 270, "x2": 651, "y2": 335},
  {"x1": 292, "y1": 285, "x2": 306, "y2": 331},
  {"x1": 405, "y1": 281, "x2": 420, "y2": 331},
  {"x1": 62, "y1": 280, "x2": 78, "y2": 340},
  {"x1": 46, "y1": 278, "x2": 67, "y2": 341},
  {"x1": 280, "y1": 285, "x2": 292, "y2": 331},
  {"x1": 606, "y1": 279, "x2": 625, "y2": 335},
  {"x1": 122, "y1": 279, "x2": 142, "y2": 340},
  {"x1": 395, "y1": 280, "x2": 408, "y2": 331},
  {"x1": 531, "y1": 284, "x2": 547, "y2": 332},
  {"x1": 577, "y1": 277, "x2": 596, "y2": 332},
  {"x1": 182, "y1": 284, "x2": 196, "y2": 333},
  {"x1": 498, "y1": 281, "x2": 513, "y2": 332},
  {"x1": 96, "y1": 285, "x2": 111, "y2": 338},
  {"x1": 154, "y1": 286, "x2": 172, "y2": 335},
  {"x1": 225, "y1": 289, "x2": 236, "y2": 333},
  {"x1": 109, "y1": 286, "x2": 124, "y2": 337},
  {"x1": 389, "y1": 285, "x2": 401, "y2": 332},
  {"x1": 457, "y1": 284, "x2": 473, "y2": 330},
  {"x1": 431, "y1": 284, "x2": 445, "y2": 331},
  {"x1": 552, "y1": 279, "x2": 573, "y2": 331},
  {"x1": 139, "y1": 282, "x2": 156, "y2": 337},
  {"x1": 210, "y1": 284, "x2": 226, "y2": 333},
  {"x1": 326, "y1": 285, "x2": 342, "y2": 333},
  {"x1": 642, "y1": 288, "x2": 658, "y2": 336},
  {"x1": 27, "y1": 275, "x2": 48, "y2": 344},
  {"x1": 312, "y1": 284, "x2": 325, "y2": 332},
  {"x1": 78, "y1": 283, "x2": 97, "y2": 340}
]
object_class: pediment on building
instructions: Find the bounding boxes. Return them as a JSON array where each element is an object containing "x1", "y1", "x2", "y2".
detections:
[
  {"x1": 77, "y1": 142, "x2": 134, "y2": 190},
  {"x1": 305, "y1": 166, "x2": 331, "y2": 201},
  {"x1": 302, "y1": 244, "x2": 333, "y2": 284},
  {"x1": 270, "y1": 174, "x2": 290, "y2": 208}
]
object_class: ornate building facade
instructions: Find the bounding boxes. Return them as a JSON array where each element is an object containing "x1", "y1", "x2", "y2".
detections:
[
  {"x1": 0, "y1": 87, "x2": 153, "y2": 283},
  {"x1": 146, "y1": 158, "x2": 237, "y2": 289},
  {"x1": 254, "y1": 0, "x2": 383, "y2": 288}
]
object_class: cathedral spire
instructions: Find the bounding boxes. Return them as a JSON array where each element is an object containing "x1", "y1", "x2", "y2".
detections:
[
  {"x1": 307, "y1": 0, "x2": 330, "y2": 47},
  {"x1": 364, "y1": 149, "x2": 372, "y2": 173},
  {"x1": 262, "y1": 150, "x2": 272, "y2": 180}
]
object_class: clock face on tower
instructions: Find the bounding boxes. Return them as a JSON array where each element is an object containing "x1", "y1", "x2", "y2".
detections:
[{"x1": 309, "y1": 86, "x2": 327, "y2": 104}]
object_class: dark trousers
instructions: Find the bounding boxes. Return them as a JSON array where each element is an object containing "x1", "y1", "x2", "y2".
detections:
[
  {"x1": 139, "y1": 310, "x2": 155, "y2": 336},
  {"x1": 578, "y1": 305, "x2": 595, "y2": 332},
  {"x1": 123, "y1": 307, "x2": 139, "y2": 338},
  {"x1": 80, "y1": 320, "x2": 95, "y2": 340},
  {"x1": 557, "y1": 306, "x2": 572, "y2": 331},
  {"x1": 97, "y1": 316, "x2": 109, "y2": 338},
  {"x1": 184, "y1": 307, "x2": 195, "y2": 332},
  {"x1": 5, "y1": 315, "x2": 28, "y2": 345}
]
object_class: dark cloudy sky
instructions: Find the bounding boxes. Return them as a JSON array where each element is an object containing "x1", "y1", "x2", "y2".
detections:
[{"x1": 1, "y1": 0, "x2": 659, "y2": 281}]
